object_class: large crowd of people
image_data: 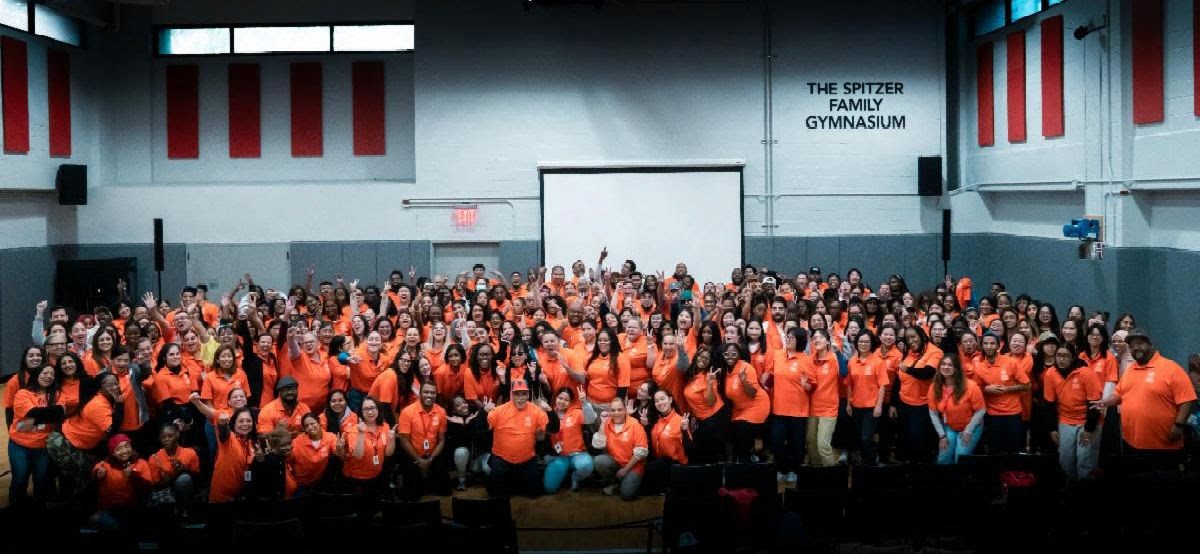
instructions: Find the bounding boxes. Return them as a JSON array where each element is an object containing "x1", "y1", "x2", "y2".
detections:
[{"x1": 4, "y1": 251, "x2": 1198, "y2": 540}]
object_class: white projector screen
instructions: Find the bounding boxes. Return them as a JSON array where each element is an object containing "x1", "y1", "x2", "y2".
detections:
[{"x1": 540, "y1": 163, "x2": 744, "y2": 286}]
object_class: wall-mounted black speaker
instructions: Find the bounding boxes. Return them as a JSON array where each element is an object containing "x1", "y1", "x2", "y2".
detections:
[
  {"x1": 154, "y1": 219, "x2": 165, "y2": 272},
  {"x1": 56, "y1": 164, "x2": 87, "y2": 205},
  {"x1": 942, "y1": 209, "x2": 952, "y2": 262},
  {"x1": 918, "y1": 156, "x2": 942, "y2": 196}
]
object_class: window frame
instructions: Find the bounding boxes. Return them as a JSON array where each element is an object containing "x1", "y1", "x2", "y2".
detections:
[
  {"x1": 153, "y1": 20, "x2": 414, "y2": 58},
  {"x1": 0, "y1": 0, "x2": 85, "y2": 48}
]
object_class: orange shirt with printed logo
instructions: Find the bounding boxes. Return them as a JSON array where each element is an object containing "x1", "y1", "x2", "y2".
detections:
[{"x1": 487, "y1": 401, "x2": 548, "y2": 464}]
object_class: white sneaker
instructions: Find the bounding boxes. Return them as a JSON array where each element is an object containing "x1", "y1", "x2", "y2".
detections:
[
  {"x1": 838, "y1": 452, "x2": 848, "y2": 464},
  {"x1": 786, "y1": 472, "x2": 798, "y2": 483},
  {"x1": 603, "y1": 484, "x2": 618, "y2": 496}
]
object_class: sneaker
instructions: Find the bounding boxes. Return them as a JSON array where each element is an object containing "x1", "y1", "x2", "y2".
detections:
[
  {"x1": 456, "y1": 480, "x2": 467, "y2": 491},
  {"x1": 603, "y1": 484, "x2": 618, "y2": 496},
  {"x1": 837, "y1": 452, "x2": 848, "y2": 464},
  {"x1": 786, "y1": 472, "x2": 798, "y2": 483},
  {"x1": 777, "y1": 472, "x2": 787, "y2": 482}
]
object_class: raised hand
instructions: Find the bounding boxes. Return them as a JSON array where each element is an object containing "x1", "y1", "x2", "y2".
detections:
[
  {"x1": 306, "y1": 264, "x2": 316, "y2": 278},
  {"x1": 35, "y1": 299, "x2": 48, "y2": 315},
  {"x1": 142, "y1": 292, "x2": 157, "y2": 310}
]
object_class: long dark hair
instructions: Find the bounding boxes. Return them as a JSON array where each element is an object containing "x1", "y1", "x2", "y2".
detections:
[
  {"x1": 468, "y1": 342, "x2": 499, "y2": 382},
  {"x1": 931, "y1": 354, "x2": 966, "y2": 403},
  {"x1": 741, "y1": 318, "x2": 768, "y2": 353},
  {"x1": 323, "y1": 389, "x2": 349, "y2": 433},
  {"x1": 156, "y1": 343, "x2": 182, "y2": 373},
  {"x1": 392, "y1": 353, "x2": 418, "y2": 410},
  {"x1": 1084, "y1": 323, "x2": 1110, "y2": 359},
  {"x1": 444, "y1": 343, "x2": 467, "y2": 368},
  {"x1": 587, "y1": 327, "x2": 623, "y2": 380},
  {"x1": 16, "y1": 346, "x2": 46, "y2": 389}
]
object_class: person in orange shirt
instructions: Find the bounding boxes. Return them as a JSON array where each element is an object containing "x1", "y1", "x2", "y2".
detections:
[
  {"x1": 486, "y1": 378, "x2": 550, "y2": 497},
  {"x1": 845, "y1": 331, "x2": 888, "y2": 465},
  {"x1": 927, "y1": 355, "x2": 986, "y2": 464},
  {"x1": 434, "y1": 344, "x2": 469, "y2": 407},
  {"x1": 1093, "y1": 329, "x2": 1196, "y2": 459},
  {"x1": 646, "y1": 329, "x2": 688, "y2": 408},
  {"x1": 592, "y1": 398, "x2": 649, "y2": 500},
  {"x1": 720, "y1": 343, "x2": 769, "y2": 463},
  {"x1": 395, "y1": 381, "x2": 451, "y2": 500},
  {"x1": 681, "y1": 347, "x2": 728, "y2": 465},
  {"x1": 973, "y1": 333, "x2": 1030, "y2": 455},
  {"x1": 622, "y1": 319, "x2": 651, "y2": 393},
  {"x1": 258, "y1": 376, "x2": 311, "y2": 436},
  {"x1": 771, "y1": 327, "x2": 814, "y2": 480},
  {"x1": 290, "y1": 413, "x2": 338, "y2": 496},
  {"x1": 585, "y1": 328, "x2": 632, "y2": 409},
  {"x1": 320, "y1": 388, "x2": 360, "y2": 436},
  {"x1": 146, "y1": 423, "x2": 200, "y2": 516},
  {"x1": 339, "y1": 396, "x2": 394, "y2": 504},
  {"x1": 8, "y1": 364, "x2": 59, "y2": 507},
  {"x1": 805, "y1": 329, "x2": 841, "y2": 466},
  {"x1": 347, "y1": 331, "x2": 392, "y2": 413},
  {"x1": 285, "y1": 329, "x2": 333, "y2": 413},
  {"x1": 644, "y1": 388, "x2": 690, "y2": 494},
  {"x1": 49, "y1": 372, "x2": 123, "y2": 499},
  {"x1": 543, "y1": 385, "x2": 596, "y2": 493},
  {"x1": 465, "y1": 343, "x2": 504, "y2": 410},
  {"x1": 1043, "y1": 345, "x2": 1102, "y2": 480},
  {"x1": 89, "y1": 434, "x2": 151, "y2": 533},
  {"x1": 210, "y1": 407, "x2": 257, "y2": 503},
  {"x1": 894, "y1": 326, "x2": 942, "y2": 463}
]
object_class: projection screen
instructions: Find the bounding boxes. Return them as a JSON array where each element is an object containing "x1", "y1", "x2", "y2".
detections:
[{"x1": 539, "y1": 161, "x2": 744, "y2": 286}]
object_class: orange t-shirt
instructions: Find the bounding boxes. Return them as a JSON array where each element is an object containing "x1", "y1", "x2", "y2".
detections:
[
  {"x1": 463, "y1": 368, "x2": 502, "y2": 403},
  {"x1": 487, "y1": 401, "x2": 548, "y2": 464},
  {"x1": 1007, "y1": 352, "x2": 1034, "y2": 421},
  {"x1": 622, "y1": 336, "x2": 651, "y2": 392},
  {"x1": 1043, "y1": 367, "x2": 1101, "y2": 426},
  {"x1": 539, "y1": 350, "x2": 582, "y2": 398},
  {"x1": 748, "y1": 345, "x2": 775, "y2": 377},
  {"x1": 585, "y1": 353, "x2": 631, "y2": 403},
  {"x1": 1081, "y1": 352, "x2": 1118, "y2": 389},
  {"x1": 651, "y1": 351, "x2": 686, "y2": 409},
  {"x1": 342, "y1": 423, "x2": 392, "y2": 480},
  {"x1": 683, "y1": 373, "x2": 724, "y2": 420},
  {"x1": 549, "y1": 406, "x2": 587, "y2": 455},
  {"x1": 762, "y1": 320, "x2": 786, "y2": 352},
  {"x1": 600, "y1": 417, "x2": 648, "y2": 474},
  {"x1": 808, "y1": 352, "x2": 841, "y2": 418},
  {"x1": 898, "y1": 345, "x2": 944, "y2": 407},
  {"x1": 349, "y1": 345, "x2": 394, "y2": 393},
  {"x1": 928, "y1": 380, "x2": 985, "y2": 432},
  {"x1": 397, "y1": 402, "x2": 447, "y2": 458},
  {"x1": 201, "y1": 369, "x2": 249, "y2": 412},
  {"x1": 368, "y1": 369, "x2": 417, "y2": 422},
  {"x1": 287, "y1": 354, "x2": 332, "y2": 413},
  {"x1": 972, "y1": 356, "x2": 1028, "y2": 416},
  {"x1": 318, "y1": 410, "x2": 360, "y2": 434},
  {"x1": 154, "y1": 368, "x2": 199, "y2": 406},
  {"x1": 2, "y1": 374, "x2": 19, "y2": 409},
  {"x1": 434, "y1": 364, "x2": 469, "y2": 401},
  {"x1": 771, "y1": 351, "x2": 813, "y2": 417},
  {"x1": 61, "y1": 394, "x2": 115, "y2": 450},
  {"x1": 257, "y1": 399, "x2": 311, "y2": 435},
  {"x1": 724, "y1": 361, "x2": 770, "y2": 423},
  {"x1": 210, "y1": 433, "x2": 254, "y2": 503},
  {"x1": 1115, "y1": 353, "x2": 1197, "y2": 450},
  {"x1": 94, "y1": 459, "x2": 151, "y2": 509},
  {"x1": 846, "y1": 354, "x2": 889, "y2": 409},
  {"x1": 9, "y1": 389, "x2": 55, "y2": 448},
  {"x1": 651, "y1": 410, "x2": 688, "y2": 464},
  {"x1": 147, "y1": 446, "x2": 201, "y2": 484},
  {"x1": 290, "y1": 431, "x2": 338, "y2": 487}
]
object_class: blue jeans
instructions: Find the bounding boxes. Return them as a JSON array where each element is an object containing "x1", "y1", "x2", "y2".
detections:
[
  {"x1": 937, "y1": 425, "x2": 984, "y2": 464},
  {"x1": 770, "y1": 416, "x2": 808, "y2": 473},
  {"x1": 8, "y1": 440, "x2": 50, "y2": 506},
  {"x1": 543, "y1": 452, "x2": 594, "y2": 493}
]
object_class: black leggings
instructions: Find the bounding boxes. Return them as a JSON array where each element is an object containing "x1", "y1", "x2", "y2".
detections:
[
  {"x1": 729, "y1": 420, "x2": 764, "y2": 463},
  {"x1": 687, "y1": 405, "x2": 731, "y2": 465}
]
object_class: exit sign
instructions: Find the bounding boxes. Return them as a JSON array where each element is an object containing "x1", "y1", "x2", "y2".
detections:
[{"x1": 452, "y1": 205, "x2": 478, "y2": 230}]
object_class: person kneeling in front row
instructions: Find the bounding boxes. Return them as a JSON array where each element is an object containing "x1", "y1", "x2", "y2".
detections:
[{"x1": 592, "y1": 398, "x2": 649, "y2": 500}]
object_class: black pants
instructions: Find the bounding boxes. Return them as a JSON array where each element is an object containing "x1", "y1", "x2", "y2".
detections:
[
  {"x1": 851, "y1": 407, "x2": 879, "y2": 465},
  {"x1": 487, "y1": 456, "x2": 542, "y2": 498},
  {"x1": 642, "y1": 456, "x2": 677, "y2": 495},
  {"x1": 397, "y1": 449, "x2": 451, "y2": 501},
  {"x1": 984, "y1": 414, "x2": 1025, "y2": 454},
  {"x1": 832, "y1": 398, "x2": 855, "y2": 450},
  {"x1": 897, "y1": 402, "x2": 934, "y2": 464},
  {"x1": 770, "y1": 415, "x2": 808, "y2": 473},
  {"x1": 687, "y1": 405, "x2": 731, "y2": 466},
  {"x1": 877, "y1": 405, "x2": 899, "y2": 462},
  {"x1": 1029, "y1": 401, "x2": 1057, "y2": 454},
  {"x1": 729, "y1": 420, "x2": 764, "y2": 464}
]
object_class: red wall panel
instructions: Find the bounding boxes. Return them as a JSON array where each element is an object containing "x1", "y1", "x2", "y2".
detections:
[
  {"x1": 290, "y1": 62, "x2": 323, "y2": 157},
  {"x1": 1131, "y1": 0, "x2": 1164, "y2": 124},
  {"x1": 1007, "y1": 31, "x2": 1026, "y2": 143},
  {"x1": 2, "y1": 36, "x2": 30, "y2": 154},
  {"x1": 166, "y1": 65, "x2": 200, "y2": 159},
  {"x1": 352, "y1": 61, "x2": 386, "y2": 156},
  {"x1": 228, "y1": 63, "x2": 261, "y2": 158},
  {"x1": 1040, "y1": 16, "x2": 1064, "y2": 137},
  {"x1": 977, "y1": 42, "x2": 994, "y2": 147},
  {"x1": 47, "y1": 49, "x2": 72, "y2": 157}
]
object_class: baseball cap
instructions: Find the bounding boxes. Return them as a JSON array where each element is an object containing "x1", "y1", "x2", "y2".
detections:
[
  {"x1": 1126, "y1": 328, "x2": 1151, "y2": 342},
  {"x1": 762, "y1": 276, "x2": 776, "y2": 285},
  {"x1": 276, "y1": 375, "x2": 299, "y2": 392},
  {"x1": 681, "y1": 290, "x2": 693, "y2": 301},
  {"x1": 809, "y1": 266, "x2": 821, "y2": 274},
  {"x1": 511, "y1": 378, "x2": 530, "y2": 393}
]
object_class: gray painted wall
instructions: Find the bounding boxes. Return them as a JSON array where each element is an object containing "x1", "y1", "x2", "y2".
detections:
[{"x1": 5, "y1": 235, "x2": 1195, "y2": 371}]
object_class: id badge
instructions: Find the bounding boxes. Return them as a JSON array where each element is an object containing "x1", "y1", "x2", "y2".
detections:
[
  {"x1": 554, "y1": 441, "x2": 563, "y2": 454},
  {"x1": 423, "y1": 439, "x2": 431, "y2": 452},
  {"x1": 372, "y1": 455, "x2": 380, "y2": 466},
  {"x1": 243, "y1": 470, "x2": 252, "y2": 482}
]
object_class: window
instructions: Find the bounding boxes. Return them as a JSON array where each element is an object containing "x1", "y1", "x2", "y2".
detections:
[
  {"x1": 0, "y1": 0, "x2": 27, "y2": 32},
  {"x1": 1010, "y1": 0, "x2": 1040, "y2": 22},
  {"x1": 157, "y1": 27, "x2": 230, "y2": 55},
  {"x1": 971, "y1": 1, "x2": 1005, "y2": 37},
  {"x1": 234, "y1": 26, "x2": 329, "y2": 54},
  {"x1": 33, "y1": 3, "x2": 81, "y2": 46},
  {"x1": 333, "y1": 24, "x2": 414, "y2": 52},
  {"x1": 1047, "y1": 0, "x2": 1065, "y2": 5},
  {"x1": 156, "y1": 23, "x2": 414, "y2": 56}
]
